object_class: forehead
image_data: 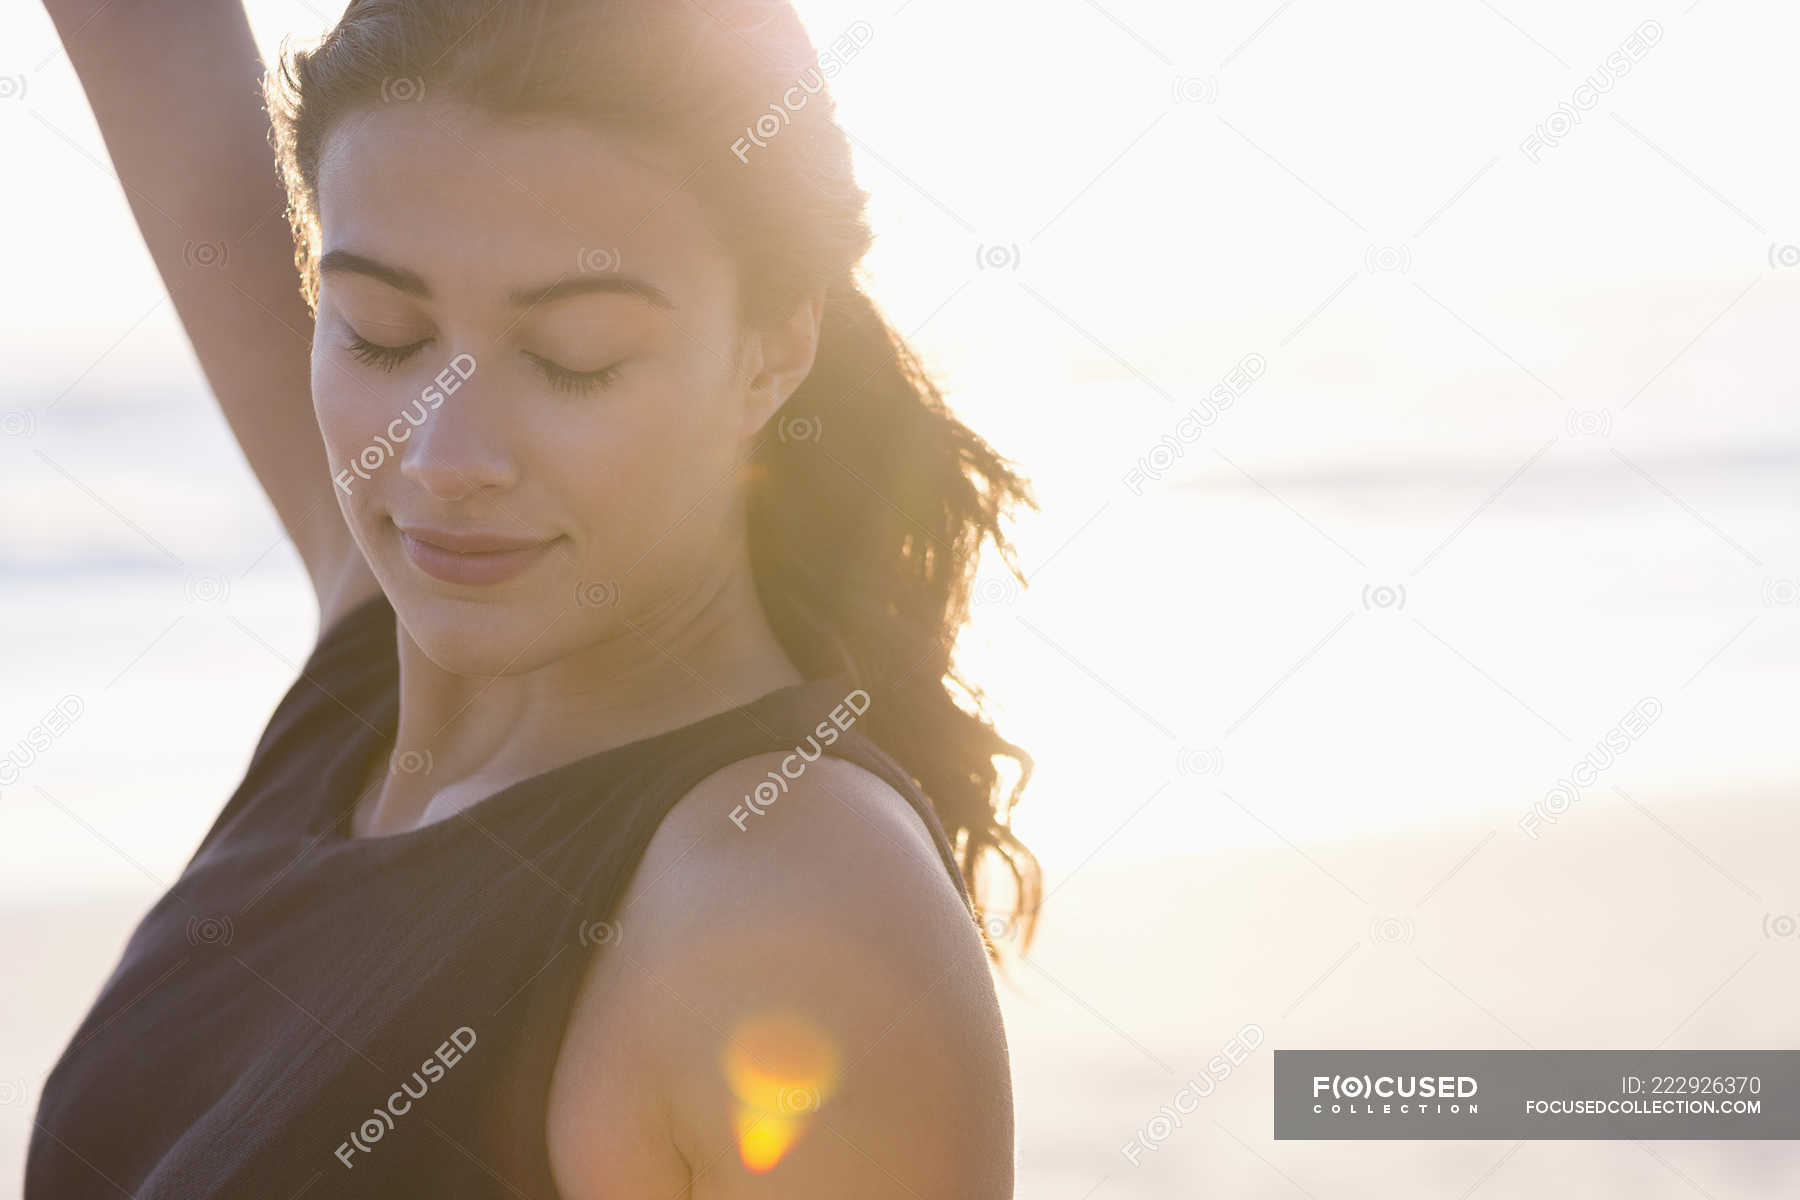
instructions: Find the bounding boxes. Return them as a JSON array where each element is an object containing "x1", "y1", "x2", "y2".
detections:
[{"x1": 314, "y1": 98, "x2": 731, "y2": 305}]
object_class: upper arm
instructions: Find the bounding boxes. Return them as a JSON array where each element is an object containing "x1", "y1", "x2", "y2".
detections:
[
  {"x1": 547, "y1": 753, "x2": 1013, "y2": 1200},
  {"x1": 45, "y1": 0, "x2": 374, "y2": 622}
]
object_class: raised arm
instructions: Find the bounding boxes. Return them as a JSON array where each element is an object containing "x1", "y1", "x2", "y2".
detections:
[{"x1": 42, "y1": 0, "x2": 377, "y2": 631}]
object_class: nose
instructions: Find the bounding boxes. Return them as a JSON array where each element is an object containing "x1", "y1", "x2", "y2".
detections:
[{"x1": 396, "y1": 356, "x2": 518, "y2": 501}]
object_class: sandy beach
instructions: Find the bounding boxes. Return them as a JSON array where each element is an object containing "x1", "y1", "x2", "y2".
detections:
[{"x1": 8, "y1": 784, "x2": 1798, "y2": 1197}]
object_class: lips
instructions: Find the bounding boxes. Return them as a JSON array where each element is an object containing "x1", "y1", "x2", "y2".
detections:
[{"x1": 395, "y1": 522, "x2": 561, "y2": 586}]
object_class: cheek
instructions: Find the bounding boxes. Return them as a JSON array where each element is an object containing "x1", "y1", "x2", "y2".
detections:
[
  {"x1": 545, "y1": 363, "x2": 745, "y2": 557},
  {"x1": 310, "y1": 346, "x2": 412, "y2": 520},
  {"x1": 310, "y1": 345, "x2": 375, "y2": 458}
]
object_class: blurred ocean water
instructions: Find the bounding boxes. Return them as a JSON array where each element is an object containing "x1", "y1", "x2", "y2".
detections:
[{"x1": 6, "y1": 388, "x2": 1796, "y2": 888}]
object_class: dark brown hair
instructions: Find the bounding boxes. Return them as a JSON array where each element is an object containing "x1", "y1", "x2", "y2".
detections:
[{"x1": 265, "y1": 0, "x2": 1042, "y2": 964}]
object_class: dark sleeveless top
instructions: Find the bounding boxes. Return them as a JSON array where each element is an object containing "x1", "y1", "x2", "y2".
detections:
[{"x1": 26, "y1": 591, "x2": 973, "y2": 1199}]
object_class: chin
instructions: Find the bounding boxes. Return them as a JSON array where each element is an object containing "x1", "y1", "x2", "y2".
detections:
[{"x1": 388, "y1": 583, "x2": 570, "y2": 677}]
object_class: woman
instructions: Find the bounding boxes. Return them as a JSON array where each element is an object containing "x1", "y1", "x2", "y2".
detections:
[{"x1": 27, "y1": 1, "x2": 1041, "y2": 1196}]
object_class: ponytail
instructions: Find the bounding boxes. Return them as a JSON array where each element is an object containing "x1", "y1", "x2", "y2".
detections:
[{"x1": 750, "y1": 279, "x2": 1042, "y2": 963}]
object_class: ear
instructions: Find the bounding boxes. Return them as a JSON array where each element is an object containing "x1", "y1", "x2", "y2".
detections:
[{"x1": 738, "y1": 287, "x2": 825, "y2": 441}]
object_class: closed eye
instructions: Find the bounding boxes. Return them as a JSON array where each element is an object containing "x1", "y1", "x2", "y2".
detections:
[
  {"x1": 344, "y1": 332, "x2": 431, "y2": 370},
  {"x1": 525, "y1": 351, "x2": 624, "y2": 395},
  {"x1": 343, "y1": 333, "x2": 621, "y2": 394}
]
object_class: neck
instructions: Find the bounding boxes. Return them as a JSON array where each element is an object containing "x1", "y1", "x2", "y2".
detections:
[{"x1": 353, "y1": 545, "x2": 805, "y2": 838}]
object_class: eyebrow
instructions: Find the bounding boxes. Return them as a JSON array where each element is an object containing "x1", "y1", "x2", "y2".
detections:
[{"x1": 318, "y1": 250, "x2": 675, "y2": 310}]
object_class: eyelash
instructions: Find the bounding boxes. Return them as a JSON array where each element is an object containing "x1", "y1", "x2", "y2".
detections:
[
  {"x1": 344, "y1": 333, "x2": 427, "y2": 371},
  {"x1": 343, "y1": 334, "x2": 622, "y2": 395},
  {"x1": 523, "y1": 352, "x2": 623, "y2": 395}
]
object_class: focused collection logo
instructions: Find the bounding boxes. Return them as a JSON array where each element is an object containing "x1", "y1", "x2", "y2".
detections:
[{"x1": 1311, "y1": 1073, "x2": 1480, "y2": 1116}]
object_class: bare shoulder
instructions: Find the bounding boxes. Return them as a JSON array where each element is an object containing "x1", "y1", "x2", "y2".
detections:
[{"x1": 546, "y1": 752, "x2": 1014, "y2": 1200}]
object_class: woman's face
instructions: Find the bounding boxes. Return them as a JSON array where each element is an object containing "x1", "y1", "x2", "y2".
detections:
[{"x1": 311, "y1": 98, "x2": 775, "y2": 674}]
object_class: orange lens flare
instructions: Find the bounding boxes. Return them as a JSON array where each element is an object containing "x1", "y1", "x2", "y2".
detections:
[{"x1": 723, "y1": 1010, "x2": 842, "y2": 1173}]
